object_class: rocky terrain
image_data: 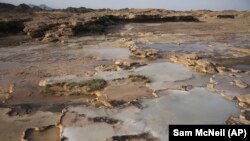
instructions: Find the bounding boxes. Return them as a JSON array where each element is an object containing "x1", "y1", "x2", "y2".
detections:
[{"x1": 0, "y1": 2, "x2": 250, "y2": 141}]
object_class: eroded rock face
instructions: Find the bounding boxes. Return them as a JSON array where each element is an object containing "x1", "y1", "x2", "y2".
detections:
[
  {"x1": 169, "y1": 53, "x2": 218, "y2": 74},
  {"x1": 0, "y1": 6, "x2": 202, "y2": 42},
  {"x1": 23, "y1": 22, "x2": 59, "y2": 38}
]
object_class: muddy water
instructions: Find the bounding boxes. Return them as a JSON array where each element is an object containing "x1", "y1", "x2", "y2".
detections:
[
  {"x1": 63, "y1": 124, "x2": 115, "y2": 141},
  {"x1": 0, "y1": 61, "x2": 22, "y2": 70},
  {"x1": 134, "y1": 62, "x2": 193, "y2": 82},
  {"x1": 135, "y1": 88, "x2": 239, "y2": 140},
  {"x1": 61, "y1": 88, "x2": 239, "y2": 141},
  {"x1": 85, "y1": 48, "x2": 131, "y2": 60},
  {"x1": 23, "y1": 126, "x2": 60, "y2": 141},
  {"x1": 233, "y1": 64, "x2": 250, "y2": 71},
  {"x1": 134, "y1": 62, "x2": 193, "y2": 90},
  {"x1": 138, "y1": 43, "x2": 210, "y2": 53},
  {"x1": 212, "y1": 73, "x2": 250, "y2": 96},
  {"x1": 101, "y1": 79, "x2": 154, "y2": 102}
]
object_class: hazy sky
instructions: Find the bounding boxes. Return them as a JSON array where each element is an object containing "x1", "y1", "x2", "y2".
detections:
[{"x1": 1, "y1": 0, "x2": 250, "y2": 10}]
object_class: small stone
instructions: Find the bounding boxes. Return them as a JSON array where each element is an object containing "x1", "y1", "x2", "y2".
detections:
[
  {"x1": 152, "y1": 91, "x2": 158, "y2": 98},
  {"x1": 169, "y1": 54, "x2": 178, "y2": 62},
  {"x1": 209, "y1": 77, "x2": 215, "y2": 83},
  {"x1": 216, "y1": 66, "x2": 227, "y2": 73},
  {"x1": 207, "y1": 83, "x2": 215, "y2": 91},
  {"x1": 238, "y1": 102, "x2": 247, "y2": 108},
  {"x1": 116, "y1": 66, "x2": 123, "y2": 71},
  {"x1": 38, "y1": 80, "x2": 47, "y2": 86},
  {"x1": 239, "y1": 110, "x2": 247, "y2": 120},
  {"x1": 115, "y1": 60, "x2": 123, "y2": 65},
  {"x1": 42, "y1": 33, "x2": 59, "y2": 43},
  {"x1": 94, "y1": 91, "x2": 102, "y2": 97},
  {"x1": 232, "y1": 79, "x2": 249, "y2": 89},
  {"x1": 230, "y1": 68, "x2": 242, "y2": 73},
  {"x1": 61, "y1": 40, "x2": 66, "y2": 44},
  {"x1": 179, "y1": 85, "x2": 193, "y2": 91},
  {"x1": 8, "y1": 84, "x2": 15, "y2": 94},
  {"x1": 183, "y1": 53, "x2": 199, "y2": 60},
  {"x1": 196, "y1": 60, "x2": 218, "y2": 74},
  {"x1": 123, "y1": 61, "x2": 132, "y2": 67},
  {"x1": 236, "y1": 94, "x2": 250, "y2": 104}
]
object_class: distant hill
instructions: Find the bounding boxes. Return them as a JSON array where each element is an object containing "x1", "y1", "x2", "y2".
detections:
[
  {"x1": 29, "y1": 4, "x2": 53, "y2": 10},
  {"x1": 0, "y1": 3, "x2": 16, "y2": 10},
  {"x1": 16, "y1": 4, "x2": 31, "y2": 10},
  {"x1": 0, "y1": 2, "x2": 53, "y2": 12},
  {"x1": 39, "y1": 4, "x2": 53, "y2": 10},
  {"x1": 65, "y1": 7, "x2": 94, "y2": 13},
  {"x1": 0, "y1": 3, "x2": 32, "y2": 11}
]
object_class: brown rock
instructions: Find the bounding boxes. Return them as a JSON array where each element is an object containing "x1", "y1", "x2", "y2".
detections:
[
  {"x1": 216, "y1": 66, "x2": 227, "y2": 73},
  {"x1": 179, "y1": 85, "x2": 193, "y2": 91},
  {"x1": 8, "y1": 84, "x2": 14, "y2": 94},
  {"x1": 207, "y1": 83, "x2": 215, "y2": 92},
  {"x1": 169, "y1": 53, "x2": 200, "y2": 66},
  {"x1": 169, "y1": 53, "x2": 218, "y2": 74},
  {"x1": 24, "y1": 22, "x2": 59, "y2": 38},
  {"x1": 131, "y1": 48, "x2": 159, "y2": 59},
  {"x1": 183, "y1": 53, "x2": 200, "y2": 60},
  {"x1": 42, "y1": 33, "x2": 59, "y2": 43},
  {"x1": 236, "y1": 94, "x2": 250, "y2": 104},
  {"x1": 58, "y1": 26, "x2": 74, "y2": 36},
  {"x1": 232, "y1": 79, "x2": 249, "y2": 89},
  {"x1": 69, "y1": 18, "x2": 82, "y2": 27},
  {"x1": 226, "y1": 116, "x2": 250, "y2": 125},
  {"x1": 195, "y1": 59, "x2": 218, "y2": 74}
]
